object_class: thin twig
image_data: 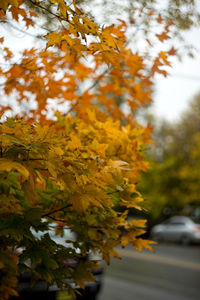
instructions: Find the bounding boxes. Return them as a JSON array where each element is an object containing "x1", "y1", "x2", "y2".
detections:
[
  {"x1": 1, "y1": 21, "x2": 45, "y2": 40},
  {"x1": 28, "y1": 0, "x2": 72, "y2": 23},
  {"x1": 87, "y1": 66, "x2": 112, "y2": 91},
  {"x1": 47, "y1": 215, "x2": 67, "y2": 223},
  {"x1": 42, "y1": 204, "x2": 72, "y2": 217}
]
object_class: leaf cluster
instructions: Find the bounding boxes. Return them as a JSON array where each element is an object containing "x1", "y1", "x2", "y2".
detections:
[{"x1": 0, "y1": 114, "x2": 155, "y2": 299}]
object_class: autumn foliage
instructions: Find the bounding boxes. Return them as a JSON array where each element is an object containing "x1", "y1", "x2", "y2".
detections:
[
  {"x1": 0, "y1": 1, "x2": 176, "y2": 299},
  {"x1": 140, "y1": 93, "x2": 200, "y2": 223}
]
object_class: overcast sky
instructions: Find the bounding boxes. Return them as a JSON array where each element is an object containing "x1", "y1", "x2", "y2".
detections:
[
  {"x1": 153, "y1": 54, "x2": 200, "y2": 123},
  {"x1": 149, "y1": 21, "x2": 200, "y2": 123}
]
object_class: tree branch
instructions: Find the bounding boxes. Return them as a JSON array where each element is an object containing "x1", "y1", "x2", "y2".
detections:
[
  {"x1": 42, "y1": 203, "x2": 72, "y2": 218},
  {"x1": 28, "y1": 0, "x2": 72, "y2": 24},
  {"x1": 87, "y1": 66, "x2": 112, "y2": 91},
  {"x1": 47, "y1": 215, "x2": 67, "y2": 223}
]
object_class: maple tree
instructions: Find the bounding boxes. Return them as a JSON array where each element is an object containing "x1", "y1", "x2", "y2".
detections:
[{"x1": 0, "y1": 1, "x2": 176, "y2": 299}]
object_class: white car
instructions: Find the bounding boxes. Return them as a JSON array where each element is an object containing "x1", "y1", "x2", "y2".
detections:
[{"x1": 151, "y1": 216, "x2": 200, "y2": 245}]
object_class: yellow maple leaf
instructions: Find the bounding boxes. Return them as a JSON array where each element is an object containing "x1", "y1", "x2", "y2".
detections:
[
  {"x1": 90, "y1": 140, "x2": 108, "y2": 158},
  {"x1": 121, "y1": 235, "x2": 129, "y2": 248},
  {"x1": 34, "y1": 125, "x2": 50, "y2": 140},
  {"x1": 90, "y1": 42, "x2": 111, "y2": 53},
  {"x1": 69, "y1": 192, "x2": 92, "y2": 213},
  {"x1": 127, "y1": 219, "x2": 147, "y2": 228},
  {"x1": 53, "y1": 147, "x2": 64, "y2": 156},
  {"x1": 101, "y1": 240, "x2": 120, "y2": 264},
  {"x1": 45, "y1": 32, "x2": 63, "y2": 48},
  {"x1": 71, "y1": 15, "x2": 87, "y2": 39},
  {"x1": 132, "y1": 238, "x2": 157, "y2": 252},
  {"x1": 100, "y1": 25, "x2": 117, "y2": 49},
  {"x1": 0, "y1": 0, "x2": 19, "y2": 12},
  {"x1": 35, "y1": 170, "x2": 46, "y2": 189},
  {"x1": 159, "y1": 51, "x2": 171, "y2": 66},
  {"x1": 46, "y1": 161, "x2": 58, "y2": 178},
  {"x1": 50, "y1": 0, "x2": 69, "y2": 18},
  {"x1": 66, "y1": 135, "x2": 82, "y2": 150},
  {"x1": 0, "y1": 158, "x2": 29, "y2": 179},
  {"x1": 72, "y1": 0, "x2": 83, "y2": 15},
  {"x1": 81, "y1": 16, "x2": 99, "y2": 35}
]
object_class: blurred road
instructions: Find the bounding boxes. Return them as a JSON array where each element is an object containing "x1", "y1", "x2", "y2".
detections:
[{"x1": 98, "y1": 243, "x2": 200, "y2": 300}]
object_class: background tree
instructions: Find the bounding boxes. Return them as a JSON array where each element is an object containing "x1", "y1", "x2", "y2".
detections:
[{"x1": 140, "y1": 93, "x2": 200, "y2": 225}]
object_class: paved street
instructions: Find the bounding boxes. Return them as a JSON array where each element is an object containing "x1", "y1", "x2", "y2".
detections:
[{"x1": 98, "y1": 243, "x2": 200, "y2": 300}]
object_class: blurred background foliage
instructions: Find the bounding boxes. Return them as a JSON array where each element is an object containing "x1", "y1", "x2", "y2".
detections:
[{"x1": 139, "y1": 92, "x2": 200, "y2": 227}]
